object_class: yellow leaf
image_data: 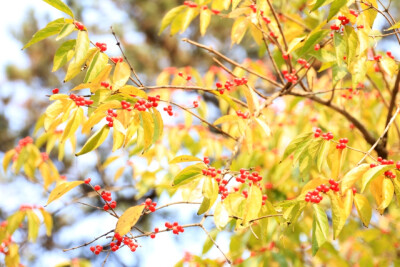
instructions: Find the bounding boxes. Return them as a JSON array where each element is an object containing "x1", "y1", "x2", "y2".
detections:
[
  {"x1": 3, "y1": 149, "x2": 16, "y2": 173},
  {"x1": 113, "y1": 61, "x2": 130, "y2": 90},
  {"x1": 242, "y1": 185, "x2": 262, "y2": 226},
  {"x1": 328, "y1": 191, "x2": 345, "y2": 239},
  {"x1": 342, "y1": 188, "x2": 354, "y2": 220},
  {"x1": 119, "y1": 85, "x2": 147, "y2": 99},
  {"x1": 231, "y1": 17, "x2": 248, "y2": 45},
  {"x1": 26, "y1": 210, "x2": 40, "y2": 242},
  {"x1": 213, "y1": 114, "x2": 241, "y2": 125},
  {"x1": 115, "y1": 205, "x2": 145, "y2": 237},
  {"x1": 169, "y1": 155, "x2": 202, "y2": 164},
  {"x1": 200, "y1": 9, "x2": 211, "y2": 36},
  {"x1": 354, "y1": 193, "x2": 372, "y2": 227},
  {"x1": 214, "y1": 201, "x2": 231, "y2": 229},
  {"x1": 102, "y1": 155, "x2": 121, "y2": 169},
  {"x1": 328, "y1": 145, "x2": 343, "y2": 180},
  {"x1": 254, "y1": 117, "x2": 271, "y2": 137},
  {"x1": 112, "y1": 119, "x2": 126, "y2": 152},
  {"x1": 46, "y1": 181, "x2": 84, "y2": 206},
  {"x1": 62, "y1": 107, "x2": 84, "y2": 142},
  {"x1": 341, "y1": 163, "x2": 370, "y2": 194},
  {"x1": 114, "y1": 166, "x2": 125, "y2": 181},
  {"x1": 141, "y1": 112, "x2": 154, "y2": 151},
  {"x1": 40, "y1": 209, "x2": 53, "y2": 236},
  {"x1": 82, "y1": 111, "x2": 106, "y2": 134},
  {"x1": 369, "y1": 174, "x2": 384, "y2": 213},
  {"x1": 378, "y1": 178, "x2": 394, "y2": 210}
]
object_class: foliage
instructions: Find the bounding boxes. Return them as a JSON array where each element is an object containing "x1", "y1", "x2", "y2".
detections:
[{"x1": 1, "y1": 0, "x2": 400, "y2": 266}]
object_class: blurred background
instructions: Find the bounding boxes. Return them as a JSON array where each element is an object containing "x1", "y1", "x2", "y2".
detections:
[{"x1": 1, "y1": 0, "x2": 400, "y2": 266}]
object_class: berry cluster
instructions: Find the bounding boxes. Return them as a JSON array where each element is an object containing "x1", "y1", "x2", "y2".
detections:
[
  {"x1": 233, "y1": 77, "x2": 248, "y2": 86},
  {"x1": 165, "y1": 222, "x2": 184, "y2": 235},
  {"x1": 120, "y1": 100, "x2": 132, "y2": 111},
  {"x1": 249, "y1": 3, "x2": 257, "y2": 12},
  {"x1": 387, "y1": 51, "x2": 395, "y2": 60},
  {"x1": 336, "y1": 138, "x2": 348, "y2": 149},
  {"x1": 110, "y1": 57, "x2": 123, "y2": 63},
  {"x1": 349, "y1": 10, "x2": 358, "y2": 17},
  {"x1": 114, "y1": 233, "x2": 139, "y2": 252},
  {"x1": 259, "y1": 11, "x2": 271, "y2": 24},
  {"x1": 282, "y1": 70, "x2": 298, "y2": 83},
  {"x1": 100, "y1": 81, "x2": 111, "y2": 89},
  {"x1": 374, "y1": 55, "x2": 382, "y2": 61},
  {"x1": 297, "y1": 58, "x2": 311, "y2": 69},
  {"x1": 183, "y1": 1, "x2": 198, "y2": 8},
  {"x1": 178, "y1": 72, "x2": 192, "y2": 81},
  {"x1": 193, "y1": 101, "x2": 198, "y2": 108},
  {"x1": 144, "y1": 198, "x2": 157, "y2": 212},
  {"x1": 314, "y1": 128, "x2": 334, "y2": 140},
  {"x1": 134, "y1": 97, "x2": 159, "y2": 112},
  {"x1": 0, "y1": 235, "x2": 13, "y2": 255},
  {"x1": 236, "y1": 110, "x2": 249, "y2": 119},
  {"x1": 218, "y1": 181, "x2": 229, "y2": 200},
  {"x1": 203, "y1": 157, "x2": 210, "y2": 164},
  {"x1": 337, "y1": 15, "x2": 350, "y2": 25},
  {"x1": 90, "y1": 245, "x2": 103, "y2": 255},
  {"x1": 305, "y1": 179, "x2": 340, "y2": 203},
  {"x1": 74, "y1": 21, "x2": 84, "y2": 30},
  {"x1": 202, "y1": 166, "x2": 220, "y2": 177},
  {"x1": 236, "y1": 169, "x2": 263, "y2": 184},
  {"x1": 106, "y1": 109, "x2": 118, "y2": 127},
  {"x1": 330, "y1": 24, "x2": 341, "y2": 31},
  {"x1": 52, "y1": 88, "x2": 59, "y2": 94},
  {"x1": 70, "y1": 94, "x2": 93, "y2": 106},
  {"x1": 84, "y1": 178, "x2": 91, "y2": 184},
  {"x1": 150, "y1": 227, "x2": 159, "y2": 239},
  {"x1": 12, "y1": 136, "x2": 33, "y2": 161},
  {"x1": 384, "y1": 170, "x2": 396, "y2": 179},
  {"x1": 163, "y1": 105, "x2": 173, "y2": 116},
  {"x1": 41, "y1": 152, "x2": 49, "y2": 161},
  {"x1": 19, "y1": 204, "x2": 44, "y2": 211},
  {"x1": 95, "y1": 42, "x2": 107, "y2": 52},
  {"x1": 341, "y1": 88, "x2": 360, "y2": 99}
]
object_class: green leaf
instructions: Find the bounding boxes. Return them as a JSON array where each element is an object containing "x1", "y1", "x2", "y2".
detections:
[
  {"x1": 354, "y1": 193, "x2": 372, "y2": 227},
  {"x1": 76, "y1": 124, "x2": 110, "y2": 156},
  {"x1": 197, "y1": 178, "x2": 219, "y2": 215},
  {"x1": 202, "y1": 229, "x2": 218, "y2": 254},
  {"x1": 283, "y1": 202, "x2": 305, "y2": 227},
  {"x1": 344, "y1": 26, "x2": 359, "y2": 66},
  {"x1": 332, "y1": 63, "x2": 347, "y2": 86},
  {"x1": 282, "y1": 132, "x2": 314, "y2": 161},
  {"x1": 312, "y1": 204, "x2": 329, "y2": 255},
  {"x1": 23, "y1": 18, "x2": 65, "y2": 49},
  {"x1": 327, "y1": 0, "x2": 347, "y2": 22},
  {"x1": 42, "y1": 0, "x2": 74, "y2": 18},
  {"x1": 223, "y1": 193, "x2": 245, "y2": 218},
  {"x1": 169, "y1": 155, "x2": 202, "y2": 164},
  {"x1": 115, "y1": 205, "x2": 145, "y2": 237},
  {"x1": 159, "y1": 5, "x2": 186, "y2": 34},
  {"x1": 84, "y1": 51, "x2": 108, "y2": 83},
  {"x1": 46, "y1": 181, "x2": 84, "y2": 205},
  {"x1": 361, "y1": 164, "x2": 394, "y2": 192},
  {"x1": 26, "y1": 210, "x2": 40, "y2": 242},
  {"x1": 341, "y1": 164, "x2": 370, "y2": 193},
  {"x1": 53, "y1": 39, "x2": 76, "y2": 72},
  {"x1": 311, "y1": 0, "x2": 330, "y2": 12},
  {"x1": 173, "y1": 163, "x2": 206, "y2": 186},
  {"x1": 200, "y1": 9, "x2": 212, "y2": 36},
  {"x1": 242, "y1": 185, "x2": 262, "y2": 226},
  {"x1": 334, "y1": 32, "x2": 347, "y2": 67},
  {"x1": 298, "y1": 30, "x2": 330, "y2": 57},
  {"x1": 56, "y1": 23, "x2": 75, "y2": 41}
]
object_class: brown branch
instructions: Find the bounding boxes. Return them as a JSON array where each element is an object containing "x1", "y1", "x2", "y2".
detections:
[
  {"x1": 200, "y1": 225, "x2": 231, "y2": 264},
  {"x1": 182, "y1": 38, "x2": 283, "y2": 88},
  {"x1": 382, "y1": 70, "x2": 400, "y2": 148},
  {"x1": 63, "y1": 229, "x2": 114, "y2": 252}
]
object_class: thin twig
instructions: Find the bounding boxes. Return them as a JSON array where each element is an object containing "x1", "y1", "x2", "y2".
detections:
[
  {"x1": 200, "y1": 225, "x2": 231, "y2": 264},
  {"x1": 63, "y1": 229, "x2": 114, "y2": 251},
  {"x1": 357, "y1": 106, "x2": 400, "y2": 165}
]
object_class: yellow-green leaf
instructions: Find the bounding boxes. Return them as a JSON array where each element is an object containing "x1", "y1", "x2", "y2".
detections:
[
  {"x1": 119, "y1": 85, "x2": 147, "y2": 99},
  {"x1": 242, "y1": 185, "x2": 262, "y2": 226},
  {"x1": 3, "y1": 149, "x2": 16, "y2": 173},
  {"x1": 328, "y1": 192, "x2": 345, "y2": 239},
  {"x1": 214, "y1": 201, "x2": 231, "y2": 229},
  {"x1": 173, "y1": 163, "x2": 206, "y2": 186},
  {"x1": 6, "y1": 211, "x2": 26, "y2": 235},
  {"x1": 46, "y1": 181, "x2": 84, "y2": 205},
  {"x1": 361, "y1": 164, "x2": 393, "y2": 192},
  {"x1": 42, "y1": 0, "x2": 74, "y2": 18},
  {"x1": 53, "y1": 39, "x2": 76, "y2": 72},
  {"x1": 169, "y1": 155, "x2": 202, "y2": 164},
  {"x1": 112, "y1": 119, "x2": 126, "y2": 152},
  {"x1": 327, "y1": 0, "x2": 347, "y2": 21},
  {"x1": 341, "y1": 164, "x2": 370, "y2": 194},
  {"x1": 62, "y1": 107, "x2": 84, "y2": 143},
  {"x1": 114, "y1": 166, "x2": 125, "y2": 181},
  {"x1": 56, "y1": 23, "x2": 75, "y2": 41},
  {"x1": 23, "y1": 18, "x2": 65, "y2": 49},
  {"x1": 84, "y1": 51, "x2": 108, "y2": 83},
  {"x1": 180, "y1": 6, "x2": 199, "y2": 34},
  {"x1": 159, "y1": 5, "x2": 186, "y2": 34},
  {"x1": 312, "y1": 204, "x2": 329, "y2": 255},
  {"x1": 115, "y1": 205, "x2": 145, "y2": 237},
  {"x1": 76, "y1": 124, "x2": 110, "y2": 156},
  {"x1": 354, "y1": 193, "x2": 372, "y2": 227}
]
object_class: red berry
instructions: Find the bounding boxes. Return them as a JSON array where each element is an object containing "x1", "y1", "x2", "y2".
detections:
[
  {"x1": 84, "y1": 178, "x2": 91, "y2": 184},
  {"x1": 52, "y1": 88, "x2": 59, "y2": 94},
  {"x1": 94, "y1": 185, "x2": 101, "y2": 191},
  {"x1": 314, "y1": 44, "x2": 320, "y2": 51}
]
